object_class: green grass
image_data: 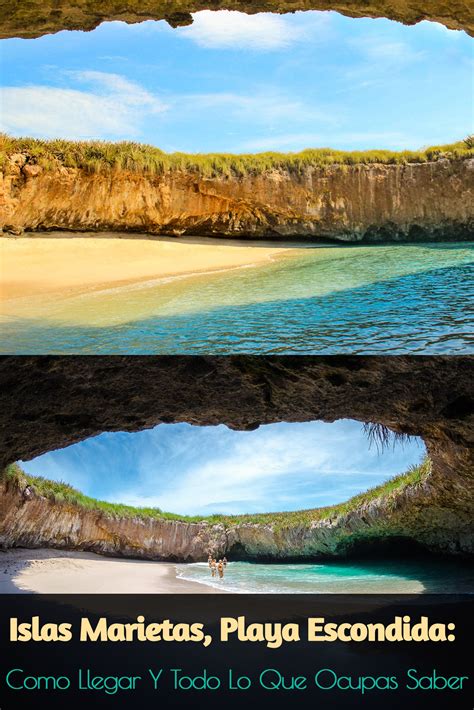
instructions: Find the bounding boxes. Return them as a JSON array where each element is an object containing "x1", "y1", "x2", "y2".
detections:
[
  {"x1": 1, "y1": 133, "x2": 472, "y2": 178},
  {"x1": 2, "y1": 458, "x2": 431, "y2": 530}
]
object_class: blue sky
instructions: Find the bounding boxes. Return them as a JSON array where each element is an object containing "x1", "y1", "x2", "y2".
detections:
[
  {"x1": 21, "y1": 420, "x2": 425, "y2": 515},
  {"x1": 1, "y1": 11, "x2": 472, "y2": 152}
]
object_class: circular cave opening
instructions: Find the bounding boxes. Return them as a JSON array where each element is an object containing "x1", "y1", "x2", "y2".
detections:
[
  {"x1": 11, "y1": 419, "x2": 426, "y2": 520},
  {"x1": 3, "y1": 420, "x2": 473, "y2": 594}
]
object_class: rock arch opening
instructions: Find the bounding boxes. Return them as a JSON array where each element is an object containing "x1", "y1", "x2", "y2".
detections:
[
  {"x1": 15, "y1": 419, "x2": 426, "y2": 517},
  {"x1": 0, "y1": 356, "x2": 472, "y2": 560}
]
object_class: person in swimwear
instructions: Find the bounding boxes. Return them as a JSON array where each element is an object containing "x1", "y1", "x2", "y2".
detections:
[{"x1": 217, "y1": 560, "x2": 224, "y2": 579}]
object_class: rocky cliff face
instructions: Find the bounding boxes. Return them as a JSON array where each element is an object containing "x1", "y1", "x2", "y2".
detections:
[
  {"x1": 0, "y1": 479, "x2": 226, "y2": 562},
  {"x1": 1, "y1": 0, "x2": 472, "y2": 40},
  {"x1": 2, "y1": 155, "x2": 473, "y2": 241},
  {"x1": 1, "y1": 469, "x2": 472, "y2": 560}
]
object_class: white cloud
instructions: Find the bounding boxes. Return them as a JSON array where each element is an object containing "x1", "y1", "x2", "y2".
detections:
[
  {"x1": 0, "y1": 69, "x2": 334, "y2": 144},
  {"x1": 419, "y1": 20, "x2": 464, "y2": 38},
  {"x1": 0, "y1": 71, "x2": 167, "y2": 140},
  {"x1": 178, "y1": 10, "x2": 307, "y2": 51},
  {"x1": 101, "y1": 421, "x2": 424, "y2": 515},
  {"x1": 23, "y1": 420, "x2": 425, "y2": 516}
]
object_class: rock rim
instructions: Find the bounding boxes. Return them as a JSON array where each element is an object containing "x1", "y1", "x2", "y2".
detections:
[{"x1": 1, "y1": 0, "x2": 473, "y2": 40}]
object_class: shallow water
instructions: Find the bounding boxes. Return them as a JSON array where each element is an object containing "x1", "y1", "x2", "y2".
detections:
[
  {"x1": 2, "y1": 241, "x2": 473, "y2": 354},
  {"x1": 175, "y1": 560, "x2": 474, "y2": 594}
]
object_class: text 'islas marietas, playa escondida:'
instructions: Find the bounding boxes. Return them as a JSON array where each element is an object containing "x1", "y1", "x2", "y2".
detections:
[{"x1": 10, "y1": 615, "x2": 456, "y2": 648}]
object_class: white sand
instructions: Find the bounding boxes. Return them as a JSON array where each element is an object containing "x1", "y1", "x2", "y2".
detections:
[
  {"x1": 0, "y1": 234, "x2": 289, "y2": 302},
  {"x1": 0, "y1": 549, "x2": 221, "y2": 594}
]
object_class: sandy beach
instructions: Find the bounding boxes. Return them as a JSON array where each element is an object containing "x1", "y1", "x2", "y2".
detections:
[
  {"x1": 0, "y1": 549, "x2": 221, "y2": 594},
  {"x1": 0, "y1": 233, "x2": 289, "y2": 303}
]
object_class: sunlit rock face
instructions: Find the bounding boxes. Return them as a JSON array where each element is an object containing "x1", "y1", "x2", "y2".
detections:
[
  {"x1": 0, "y1": 466, "x2": 472, "y2": 559},
  {"x1": 0, "y1": 356, "x2": 472, "y2": 558},
  {"x1": 0, "y1": 479, "x2": 227, "y2": 561},
  {"x1": 2, "y1": 156, "x2": 473, "y2": 241},
  {"x1": 0, "y1": 0, "x2": 473, "y2": 39}
]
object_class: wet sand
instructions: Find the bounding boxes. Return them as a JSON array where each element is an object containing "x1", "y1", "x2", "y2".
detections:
[
  {"x1": 0, "y1": 549, "x2": 221, "y2": 594},
  {"x1": 0, "y1": 233, "x2": 289, "y2": 304}
]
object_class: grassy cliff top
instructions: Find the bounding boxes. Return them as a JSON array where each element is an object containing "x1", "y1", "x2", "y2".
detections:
[
  {"x1": 3, "y1": 458, "x2": 431, "y2": 530},
  {"x1": 1, "y1": 134, "x2": 472, "y2": 178}
]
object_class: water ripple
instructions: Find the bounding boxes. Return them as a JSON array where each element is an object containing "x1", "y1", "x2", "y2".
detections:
[{"x1": 2, "y1": 242, "x2": 473, "y2": 354}]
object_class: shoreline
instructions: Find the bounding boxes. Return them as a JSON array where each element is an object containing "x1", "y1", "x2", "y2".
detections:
[
  {"x1": 0, "y1": 549, "x2": 225, "y2": 594},
  {"x1": 2, "y1": 549, "x2": 471, "y2": 595},
  {"x1": 0, "y1": 233, "x2": 291, "y2": 304},
  {"x1": 1, "y1": 236, "x2": 471, "y2": 327}
]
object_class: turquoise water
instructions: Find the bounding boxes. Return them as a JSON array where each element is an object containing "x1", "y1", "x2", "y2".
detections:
[
  {"x1": 2, "y1": 241, "x2": 473, "y2": 354},
  {"x1": 175, "y1": 560, "x2": 474, "y2": 594}
]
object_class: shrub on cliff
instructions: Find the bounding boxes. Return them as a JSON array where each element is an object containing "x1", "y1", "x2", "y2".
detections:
[
  {"x1": 1, "y1": 134, "x2": 472, "y2": 179},
  {"x1": 2, "y1": 457, "x2": 432, "y2": 531}
]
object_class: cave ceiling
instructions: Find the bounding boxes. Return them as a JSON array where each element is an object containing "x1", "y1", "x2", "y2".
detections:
[
  {"x1": 0, "y1": 356, "x2": 472, "y2": 479},
  {"x1": 1, "y1": 0, "x2": 473, "y2": 40}
]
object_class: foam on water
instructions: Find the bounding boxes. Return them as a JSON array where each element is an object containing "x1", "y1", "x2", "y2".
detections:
[{"x1": 175, "y1": 560, "x2": 474, "y2": 594}]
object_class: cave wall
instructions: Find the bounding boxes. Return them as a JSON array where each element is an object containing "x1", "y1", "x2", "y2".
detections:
[
  {"x1": 2, "y1": 156, "x2": 473, "y2": 240},
  {"x1": 1, "y1": 466, "x2": 472, "y2": 560},
  {"x1": 0, "y1": 479, "x2": 225, "y2": 561},
  {"x1": 1, "y1": 0, "x2": 473, "y2": 40}
]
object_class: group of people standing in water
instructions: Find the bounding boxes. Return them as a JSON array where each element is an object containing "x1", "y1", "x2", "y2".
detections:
[{"x1": 208, "y1": 554, "x2": 228, "y2": 580}]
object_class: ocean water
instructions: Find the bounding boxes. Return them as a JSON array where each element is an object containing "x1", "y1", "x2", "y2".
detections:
[
  {"x1": 2, "y1": 241, "x2": 473, "y2": 354},
  {"x1": 175, "y1": 560, "x2": 474, "y2": 594}
]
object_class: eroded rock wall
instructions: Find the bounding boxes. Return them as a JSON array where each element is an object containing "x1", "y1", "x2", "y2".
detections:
[
  {"x1": 2, "y1": 156, "x2": 473, "y2": 241},
  {"x1": 1, "y1": 469, "x2": 472, "y2": 560},
  {"x1": 0, "y1": 480, "x2": 226, "y2": 561}
]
